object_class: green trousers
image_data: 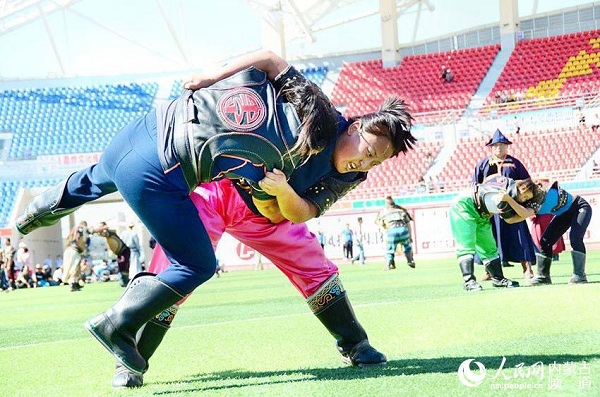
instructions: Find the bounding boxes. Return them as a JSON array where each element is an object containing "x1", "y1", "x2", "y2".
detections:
[{"x1": 449, "y1": 193, "x2": 499, "y2": 261}]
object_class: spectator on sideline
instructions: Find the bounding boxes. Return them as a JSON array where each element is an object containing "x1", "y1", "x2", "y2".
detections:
[
  {"x1": 254, "y1": 252, "x2": 264, "y2": 270},
  {"x1": 16, "y1": 264, "x2": 35, "y2": 288},
  {"x1": 437, "y1": 175, "x2": 446, "y2": 192},
  {"x1": 33, "y1": 263, "x2": 45, "y2": 286},
  {"x1": 341, "y1": 223, "x2": 354, "y2": 260},
  {"x1": 120, "y1": 222, "x2": 143, "y2": 279},
  {"x1": 94, "y1": 222, "x2": 132, "y2": 287},
  {"x1": 61, "y1": 225, "x2": 89, "y2": 292},
  {"x1": 54, "y1": 254, "x2": 63, "y2": 271},
  {"x1": 35, "y1": 263, "x2": 57, "y2": 287},
  {"x1": 43, "y1": 254, "x2": 54, "y2": 270},
  {"x1": 52, "y1": 266, "x2": 64, "y2": 285},
  {"x1": 0, "y1": 253, "x2": 7, "y2": 291},
  {"x1": 1, "y1": 238, "x2": 16, "y2": 291},
  {"x1": 317, "y1": 229, "x2": 326, "y2": 250},
  {"x1": 351, "y1": 217, "x2": 366, "y2": 265},
  {"x1": 16, "y1": 242, "x2": 33, "y2": 276},
  {"x1": 415, "y1": 177, "x2": 427, "y2": 194}
]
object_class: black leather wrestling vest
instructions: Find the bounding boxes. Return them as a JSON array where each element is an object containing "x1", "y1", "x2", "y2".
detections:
[
  {"x1": 472, "y1": 175, "x2": 518, "y2": 217},
  {"x1": 173, "y1": 67, "x2": 302, "y2": 192}
]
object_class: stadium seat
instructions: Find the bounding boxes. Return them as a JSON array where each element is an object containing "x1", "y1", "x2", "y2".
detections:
[{"x1": 331, "y1": 45, "x2": 500, "y2": 125}]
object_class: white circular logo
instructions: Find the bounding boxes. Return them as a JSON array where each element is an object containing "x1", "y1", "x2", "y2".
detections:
[{"x1": 457, "y1": 359, "x2": 487, "y2": 387}]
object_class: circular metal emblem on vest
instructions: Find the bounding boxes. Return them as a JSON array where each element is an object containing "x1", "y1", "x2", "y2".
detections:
[{"x1": 217, "y1": 87, "x2": 267, "y2": 131}]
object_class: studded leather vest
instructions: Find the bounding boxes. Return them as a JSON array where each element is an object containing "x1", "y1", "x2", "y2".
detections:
[
  {"x1": 172, "y1": 67, "x2": 302, "y2": 195},
  {"x1": 472, "y1": 175, "x2": 518, "y2": 217}
]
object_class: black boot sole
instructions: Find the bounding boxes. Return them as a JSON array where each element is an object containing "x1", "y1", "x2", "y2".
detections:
[
  {"x1": 112, "y1": 369, "x2": 144, "y2": 388},
  {"x1": 341, "y1": 355, "x2": 388, "y2": 368}
]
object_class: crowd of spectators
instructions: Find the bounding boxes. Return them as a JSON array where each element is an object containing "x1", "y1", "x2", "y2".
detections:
[
  {"x1": 1, "y1": 238, "x2": 67, "y2": 291},
  {"x1": 1, "y1": 220, "x2": 147, "y2": 292},
  {"x1": 493, "y1": 89, "x2": 526, "y2": 104}
]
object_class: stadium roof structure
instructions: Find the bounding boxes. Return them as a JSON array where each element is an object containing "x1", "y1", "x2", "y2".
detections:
[
  {"x1": 243, "y1": 0, "x2": 434, "y2": 43},
  {"x1": 0, "y1": 0, "x2": 593, "y2": 80},
  {"x1": 0, "y1": 0, "x2": 80, "y2": 35},
  {"x1": 0, "y1": 0, "x2": 434, "y2": 42},
  {"x1": 0, "y1": 0, "x2": 435, "y2": 79}
]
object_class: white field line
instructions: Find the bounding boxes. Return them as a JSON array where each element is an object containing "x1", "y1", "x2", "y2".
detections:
[{"x1": 0, "y1": 299, "x2": 408, "y2": 352}]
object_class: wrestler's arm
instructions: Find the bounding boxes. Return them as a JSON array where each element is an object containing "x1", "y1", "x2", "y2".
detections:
[
  {"x1": 183, "y1": 50, "x2": 289, "y2": 89},
  {"x1": 252, "y1": 198, "x2": 285, "y2": 224},
  {"x1": 255, "y1": 168, "x2": 364, "y2": 224},
  {"x1": 501, "y1": 193, "x2": 536, "y2": 223},
  {"x1": 254, "y1": 169, "x2": 318, "y2": 224}
]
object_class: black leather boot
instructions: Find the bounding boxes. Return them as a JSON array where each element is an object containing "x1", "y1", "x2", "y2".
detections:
[
  {"x1": 459, "y1": 256, "x2": 482, "y2": 291},
  {"x1": 405, "y1": 251, "x2": 416, "y2": 268},
  {"x1": 388, "y1": 259, "x2": 396, "y2": 270},
  {"x1": 530, "y1": 253, "x2": 552, "y2": 285},
  {"x1": 308, "y1": 275, "x2": 387, "y2": 367},
  {"x1": 119, "y1": 272, "x2": 130, "y2": 288},
  {"x1": 569, "y1": 251, "x2": 588, "y2": 284},
  {"x1": 112, "y1": 304, "x2": 178, "y2": 388},
  {"x1": 85, "y1": 273, "x2": 184, "y2": 374},
  {"x1": 485, "y1": 258, "x2": 519, "y2": 288},
  {"x1": 15, "y1": 175, "x2": 80, "y2": 235}
]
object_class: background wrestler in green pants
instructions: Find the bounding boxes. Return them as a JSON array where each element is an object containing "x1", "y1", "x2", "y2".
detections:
[{"x1": 449, "y1": 176, "x2": 535, "y2": 291}]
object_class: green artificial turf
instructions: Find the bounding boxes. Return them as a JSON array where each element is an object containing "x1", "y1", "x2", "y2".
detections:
[{"x1": 1, "y1": 252, "x2": 599, "y2": 396}]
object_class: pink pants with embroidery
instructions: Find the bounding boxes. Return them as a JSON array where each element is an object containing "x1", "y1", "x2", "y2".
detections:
[{"x1": 148, "y1": 178, "x2": 339, "y2": 300}]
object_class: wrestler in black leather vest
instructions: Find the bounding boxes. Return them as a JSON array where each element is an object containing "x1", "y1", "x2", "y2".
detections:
[
  {"x1": 472, "y1": 175, "x2": 518, "y2": 218},
  {"x1": 172, "y1": 67, "x2": 302, "y2": 196}
]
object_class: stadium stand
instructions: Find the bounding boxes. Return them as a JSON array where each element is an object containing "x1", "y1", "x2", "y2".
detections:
[
  {"x1": 168, "y1": 80, "x2": 184, "y2": 101},
  {"x1": 437, "y1": 124, "x2": 600, "y2": 190},
  {"x1": 0, "y1": 179, "x2": 61, "y2": 227},
  {"x1": 300, "y1": 66, "x2": 328, "y2": 85},
  {"x1": 482, "y1": 29, "x2": 600, "y2": 115},
  {"x1": 1, "y1": 83, "x2": 157, "y2": 159},
  {"x1": 330, "y1": 45, "x2": 500, "y2": 124},
  {"x1": 3, "y1": 21, "x2": 600, "y2": 226}
]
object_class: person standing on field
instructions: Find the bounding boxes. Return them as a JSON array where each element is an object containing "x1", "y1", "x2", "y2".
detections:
[{"x1": 376, "y1": 196, "x2": 415, "y2": 270}]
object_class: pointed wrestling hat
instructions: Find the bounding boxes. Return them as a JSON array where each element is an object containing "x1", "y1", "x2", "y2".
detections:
[{"x1": 486, "y1": 129, "x2": 512, "y2": 146}]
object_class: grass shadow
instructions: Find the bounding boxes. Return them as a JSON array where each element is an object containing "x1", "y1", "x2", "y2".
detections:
[{"x1": 151, "y1": 353, "x2": 600, "y2": 394}]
